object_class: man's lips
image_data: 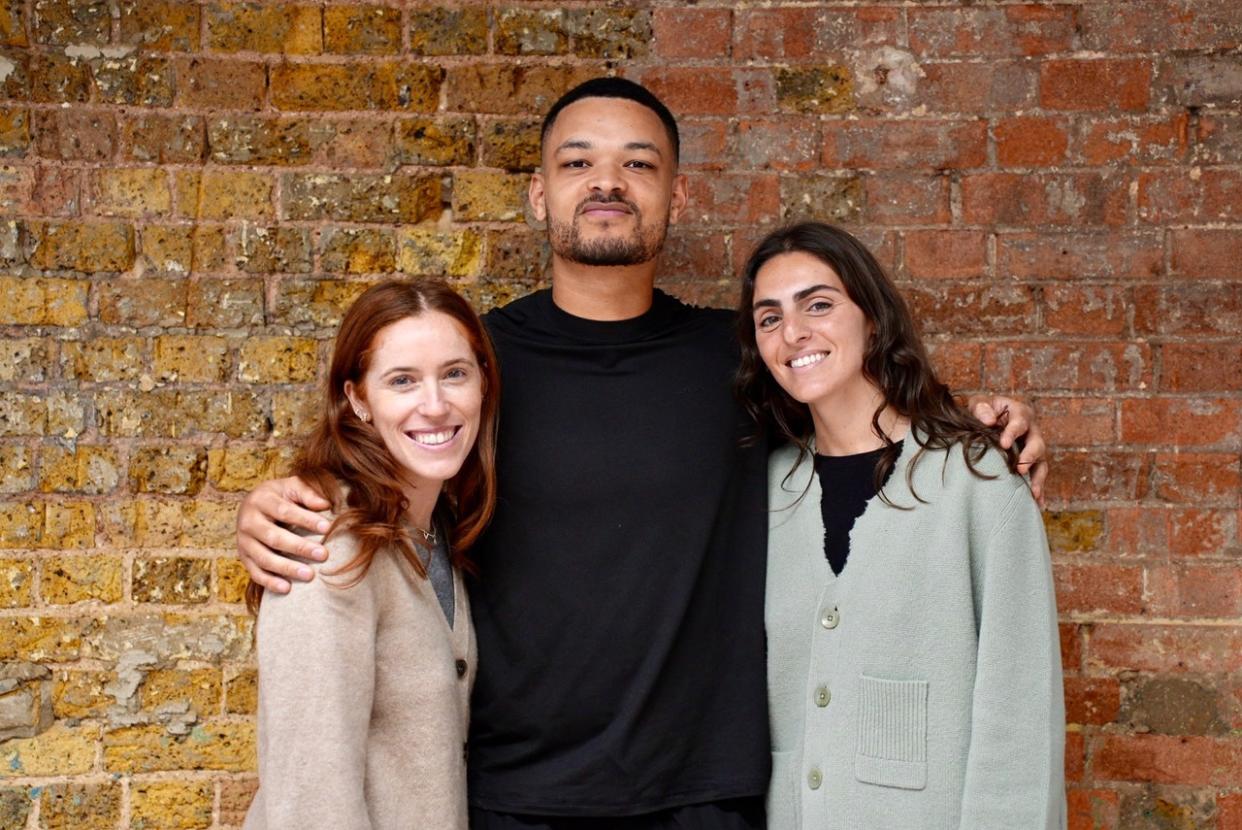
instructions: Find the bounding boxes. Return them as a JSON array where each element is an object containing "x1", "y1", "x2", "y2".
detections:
[{"x1": 579, "y1": 201, "x2": 634, "y2": 217}]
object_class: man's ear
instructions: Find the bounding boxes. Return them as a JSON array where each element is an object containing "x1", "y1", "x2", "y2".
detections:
[
  {"x1": 667, "y1": 172, "x2": 688, "y2": 225},
  {"x1": 529, "y1": 172, "x2": 547, "y2": 222}
]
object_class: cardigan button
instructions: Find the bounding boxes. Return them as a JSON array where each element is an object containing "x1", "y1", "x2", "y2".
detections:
[
  {"x1": 814, "y1": 685, "x2": 831, "y2": 707},
  {"x1": 820, "y1": 607, "x2": 839, "y2": 629},
  {"x1": 455, "y1": 659, "x2": 468, "y2": 678},
  {"x1": 808, "y1": 768, "x2": 823, "y2": 790}
]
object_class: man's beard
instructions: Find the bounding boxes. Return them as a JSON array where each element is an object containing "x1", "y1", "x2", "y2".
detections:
[{"x1": 547, "y1": 197, "x2": 668, "y2": 266}]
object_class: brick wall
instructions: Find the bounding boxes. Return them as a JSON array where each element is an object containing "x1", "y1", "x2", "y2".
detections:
[{"x1": 0, "y1": 1, "x2": 1238, "y2": 828}]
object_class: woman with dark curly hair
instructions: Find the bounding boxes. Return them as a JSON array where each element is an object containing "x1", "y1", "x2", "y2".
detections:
[
  {"x1": 244, "y1": 279, "x2": 499, "y2": 830},
  {"x1": 736, "y1": 223, "x2": 1065, "y2": 830}
]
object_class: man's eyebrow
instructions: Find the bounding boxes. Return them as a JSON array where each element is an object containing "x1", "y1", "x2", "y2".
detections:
[
  {"x1": 555, "y1": 139, "x2": 593, "y2": 152},
  {"x1": 624, "y1": 141, "x2": 662, "y2": 157}
]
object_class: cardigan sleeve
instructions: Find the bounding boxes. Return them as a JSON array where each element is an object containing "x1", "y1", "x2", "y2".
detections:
[
  {"x1": 958, "y1": 483, "x2": 1066, "y2": 830},
  {"x1": 253, "y1": 533, "x2": 378, "y2": 830}
]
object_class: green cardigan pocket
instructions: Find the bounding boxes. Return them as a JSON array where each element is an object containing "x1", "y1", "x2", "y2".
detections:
[{"x1": 854, "y1": 675, "x2": 929, "y2": 791}]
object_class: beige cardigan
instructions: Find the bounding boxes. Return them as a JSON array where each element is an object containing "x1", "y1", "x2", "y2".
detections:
[{"x1": 244, "y1": 528, "x2": 476, "y2": 830}]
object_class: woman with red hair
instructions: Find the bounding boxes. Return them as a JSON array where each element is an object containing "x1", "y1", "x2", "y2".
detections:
[{"x1": 243, "y1": 280, "x2": 500, "y2": 830}]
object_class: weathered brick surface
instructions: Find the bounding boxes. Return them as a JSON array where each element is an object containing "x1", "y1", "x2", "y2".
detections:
[{"x1": 0, "y1": 3, "x2": 1236, "y2": 826}]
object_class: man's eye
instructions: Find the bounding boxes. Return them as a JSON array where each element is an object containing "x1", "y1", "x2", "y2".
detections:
[
  {"x1": 564, "y1": 160, "x2": 588, "y2": 168},
  {"x1": 626, "y1": 161, "x2": 653, "y2": 169}
]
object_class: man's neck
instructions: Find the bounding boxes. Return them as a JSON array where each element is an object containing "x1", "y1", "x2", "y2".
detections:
[{"x1": 550, "y1": 256, "x2": 659, "y2": 321}]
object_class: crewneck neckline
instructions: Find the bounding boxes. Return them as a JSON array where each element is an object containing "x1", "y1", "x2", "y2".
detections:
[{"x1": 540, "y1": 288, "x2": 682, "y2": 344}]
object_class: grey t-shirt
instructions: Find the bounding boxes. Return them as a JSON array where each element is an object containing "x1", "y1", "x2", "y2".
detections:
[{"x1": 419, "y1": 533, "x2": 454, "y2": 627}]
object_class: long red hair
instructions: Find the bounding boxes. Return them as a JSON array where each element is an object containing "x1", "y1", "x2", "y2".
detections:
[{"x1": 246, "y1": 279, "x2": 500, "y2": 612}]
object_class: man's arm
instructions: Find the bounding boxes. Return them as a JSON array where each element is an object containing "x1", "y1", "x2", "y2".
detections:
[
  {"x1": 236, "y1": 477, "x2": 332, "y2": 594},
  {"x1": 967, "y1": 395, "x2": 1049, "y2": 506}
]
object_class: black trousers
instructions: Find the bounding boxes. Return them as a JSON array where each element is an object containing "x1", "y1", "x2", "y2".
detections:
[{"x1": 470, "y1": 797, "x2": 765, "y2": 830}]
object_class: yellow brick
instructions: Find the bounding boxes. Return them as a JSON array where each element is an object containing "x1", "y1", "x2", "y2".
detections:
[
  {"x1": 154, "y1": 335, "x2": 230, "y2": 382},
  {"x1": 320, "y1": 227, "x2": 396, "y2": 274},
  {"x1": 133, "y1": 557, "x2": 212, "y2": 604},
  {"x1": 453, "y1": 170, "x2": 528, "y2": 221},
  {"x1": 207, "y1": 445, "x2": 295, "y2": 492},
  {"x1": 131, "y1": 779, "x2": 213, "y2": 830},
  {"x1": 94, "y1": 167, "x2": 171, "y2": 216},
  {"x1": 103, "y1": 719, "x2": 256, "y2": 773},
  {"x1": 128, "y1": 445, "x2": 208, "y2": 495},
  {"x1": 224, "y1": 667, "x2": 257, "y2": 715},
  {"x1": 270, "y1": 62, "x2": 440, "y2": 112},
  {"x1": 139, "y1": 224, "x2": 207, "y2": 274},
  {"x1": 28, "y1": 221, "x2": 135, "y2": 272},
  {"x1": 206, "y1": 2, "x2": 322, "y2": 54},
  {"x1": 41, "y1": 781, "x2": 121, "y2": 830},
  {"x1": 84, "y1": 612, "x2": 253, "y2": 663},
  {"x1": 59, "y1": 337, "x2": 146, "y2": 382},
  {"x1": 1044, "y1": 509, "x2": 1106, "y2": 554},
  {"x1": 216, "y1": 557, "x2": 250, "y2": 603},
  {"x1": 0, "y1": 785, "x2": 32, "y2": 828},
  {"x1": 175, "y1": 170, "x2": 274, "y2": 220},
  {"x1": 41, "y1": 555, "x2": 123, "y2": 604},
  {"x1": 324, "y1": 5, "x2": 402, "y2": 55},
  {"x1": 0, "y1": 616, "x2": 82, "y2": 661},
  {"x1": 398, "y1": 228, "x2": 483, "y2": 277},
  {"x1": 218, "y1": 777, "x2": 258, "y2": 825},
  {"x1": 0, "y1": 276, "x2": 89, "y2": 325},
  {"x1": 142, "y1": 667, "x2": 221, "y2": 715},
  {"x1": 52, "y1": 669, "x2": 114, "y2": 719},
  {"x1": 271, "y1": 278, "x2": 375, "y2": 328},
  {"x1": 0, "y1": 723, "x2": 97, "y2": 777},
  {"x1": 44, "y1": 501, "x2": 95, "y2": 548},
  {"x1": 119, "y1": 0, "x2": 201, "y2": 51},
  {"x1": 102, "y1": 498, "x2": 237, "y2": 549},
  {"x1": 0, "y1": 558, "x2": 32, "y2": 607},
  {"x1": 0, "y1": 445, "x2": 33, "y2": 492},
  {"x1": 39, "y1": 444, "x2": 121, "y2": 494},
  {"x1": 0, "y1": 502, "x2": 41, "y2": 548},
  {"x1": 270, "y1": 390, "x2": 317, "y2": 438},
  {"x1": 238, "y1": 337, "x2": 319, "y2": 383},
  {"x1": 46, "y1": 392, "x2": 85, "y2": 440}
]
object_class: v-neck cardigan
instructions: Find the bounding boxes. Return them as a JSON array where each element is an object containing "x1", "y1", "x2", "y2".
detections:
[
  {"x1": 245, "y1": 527, "x2": 476, "y2": 830},
  {"x1": 765, "y1": 436, "x2": 1065, "y2": 830}
]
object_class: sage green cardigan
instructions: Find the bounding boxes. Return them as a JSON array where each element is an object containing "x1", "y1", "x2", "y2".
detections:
[{"x1": 765, "y1": 437, "x2": 1065, "y2": 830}]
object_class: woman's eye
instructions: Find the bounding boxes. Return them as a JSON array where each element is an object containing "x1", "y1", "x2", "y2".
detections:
[
  {"x1": 390, "y1": 375, "x2": 414, "y2": 387},
  {"x1": 445, "y1": 367, "x2": 468, "y2": 380},
  {"x1": 757, "y1": 314, "x2": 780, "y2": 330},
  {"x1": 808, "y1": 300, "x2": 834, "y2": 313}
]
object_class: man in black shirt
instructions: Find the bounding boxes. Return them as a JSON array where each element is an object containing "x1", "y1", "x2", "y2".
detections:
[{"x1": 236, "y1": 78, "x2": 1047, "y2": 828}]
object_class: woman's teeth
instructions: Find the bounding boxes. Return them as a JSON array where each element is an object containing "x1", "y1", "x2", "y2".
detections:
[
  {"x1": 789, "y1": 352, "x2": 827, "y2": 369},
  {"x1": 409, "y1": 428, "x2": 456, "y2": 446}
]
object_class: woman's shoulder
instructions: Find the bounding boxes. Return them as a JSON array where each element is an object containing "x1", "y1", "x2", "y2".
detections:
[{"x1": 906, "y1": 434, "x2": 1027, "y2": 500}]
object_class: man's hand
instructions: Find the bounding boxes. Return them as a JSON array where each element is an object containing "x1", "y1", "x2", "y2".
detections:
[
  {"x1": 236, "y1": 476, "x2": 333, "y2": 594},
  {"x1": 968, "y1": 395, "x2": 1049, "y2": 507}
]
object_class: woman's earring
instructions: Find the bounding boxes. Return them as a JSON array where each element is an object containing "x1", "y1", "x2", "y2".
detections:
[{"x1": 355, "y1": 410, "x2": 369, "y2": 423}]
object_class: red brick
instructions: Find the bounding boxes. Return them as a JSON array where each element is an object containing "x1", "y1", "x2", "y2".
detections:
[
  {"x1": 1162, "y1": 343, "x2": 1242, "y2": 392},
  {"x1": 33, "y1": 110, "x2": 117, "y2": 162},
  {"x1": 1170, "y1": 229, "x2": 1242, "y2": 279},
  {"x1": 1169, "y1": 509, "x2": 1238, "y2": 558},
  {"x1": 1073, "y1": 114, "x2": 1189, "y2": 165},
  {"x1": 653, "y1": 8, "x2": 731, "y2": 59},
  {"x1": 901, "y1": 230, "x2": 986, "y2": 279},
  {"x1": 1104, "y1": 507, "x2": 1171, "y2": 557},
  {"x1": 1060, "y1": 623, "x2": 1083, "y2": 672},
  {"x1": 1042, "y1": 286, "x2": 1130, "y2": 337},
  {"x1": 1152, "y1": 452, "x2": 1240, "y2": 506},
  {"x1": 1144, "y1": 563, "x2": 1242, "y2": 618},
  {"x1": 962, "y1": 172, "x2": 1130, "y2": 227},
  {"x1": 28, "y1": 165, "x2": 82, "y2": 216},
  {"x1": 445, "y1": 64, "x2": 600, "y2": 116},
  {"x1": 1055, "y1": 564, "x2": 1145, "y2": 615},
  {"x1": 659, "y1": 232, "x2": 729, "y2": 282},
  {"x1": 1093, "y1": 734, "x2": 1242, "y2": 786},
  {"x1": 1088, "y1": 624, "x2": 1242, "y2": 674},
  {"x1": 1030, "y1": 397, "x2": 1116, "y2": 445},
  {"x1": 1064, "y1": 676, "x2": 1121, "y2": 726},
  {"x1": 735, "y1": 68, "x2": 777, "y2": 116},
  {"x1": 734, "y1": 119, "x2": 820, "y2": 172},
  {"x1": 984, "y1": 342, "x2": 1151, "y2": 393},
  {"x1": 1195, "y1": 114, "x2": 1242, "y2": 164},
  {"x1": 1080, "y1": 0, "x2": 1241, "y2": 52},
  {"x1": 903, "y1": 282, "x2": 1037, "y2": 336},
  {"x1": 917, "y1": 61, "x2": 1038, "y2": 114},
  {"x1": 734, "y1": 7, "x2": 818, "y2": 60},
  {"x1": 995, "y1": 116, "x2": 1070, "y2": 166},
  {"x1": 1222, "y1": 792, "x2": 1242, "y2": 830},
  {"x1": 863, "y1": 174, "x2": 950, "y2": 226},
  {"x1": 1202, "y1": 170, "x2": 1242, "y2": 221},
  {"x1": 684, "y1": 174, "x2": 780, "y2": 226},
  {"x1": 174, "y1": 58, "x2": 266, "y2": 110},
  {"x1": 640, "y1": 68, "x2": 738, "y2": 116},
  {"x1": 1121, "y1": 398, "x2": 1242, "y2": 448},
  {"x1": 822, "y1": 119, "x2": 987, "y2": 170},
  {"x1": 1133, "y1": 284, "x2": 1242, "y2": 337},
  {"x1": 909, "y1": 5, "x2": 1077, "y2": 57},
  {"x1": 1067, "y1": 787, "x2": 1120, "y2": 830},
  {"x1": 997, "y1": 232, "x2": 1162, "y2": 279},
  {"x1": 1041, "y1": 60, "x2": 1152, "y2": 112},
  {"x1": 31, "y1": 54, "x2": 92, "y2": 103},
  {"x1": 926, "y1": 340, "x2": 982, "y2": 391},
  {"x1": 1043, "y1": 450, "x2": 1151, "y2": 504}
]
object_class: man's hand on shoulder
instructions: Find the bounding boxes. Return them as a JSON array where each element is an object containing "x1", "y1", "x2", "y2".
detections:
[
  {"x1": 236, "y1": 476, "x2": 332, "y2": 594},
  {"x1": 969, "y1": 394, "x2": 1049, "y2": 508}
]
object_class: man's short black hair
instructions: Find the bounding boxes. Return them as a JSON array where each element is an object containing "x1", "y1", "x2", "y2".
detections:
[{"x1": 540, "y1": 77, "x2": 681, "y2": 164}]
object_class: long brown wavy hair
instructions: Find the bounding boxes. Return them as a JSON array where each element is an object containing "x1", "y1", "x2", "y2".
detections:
[
  {"x1": 735, "y1": 222, "x2": 1017, "y2": 502},
  {"x1": 246, "y1": 279, "x2": 500, "y2": 612}
]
